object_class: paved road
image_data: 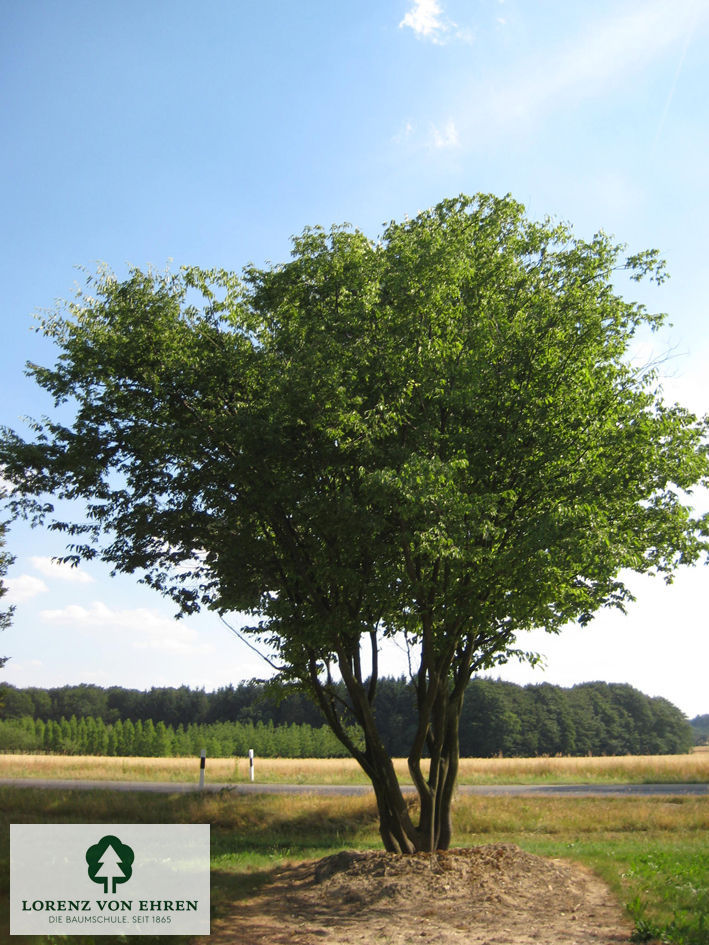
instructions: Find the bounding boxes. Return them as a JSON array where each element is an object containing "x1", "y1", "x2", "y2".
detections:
[{"x1": 1, "y1": 778, "x2": 707, "y2": 797}]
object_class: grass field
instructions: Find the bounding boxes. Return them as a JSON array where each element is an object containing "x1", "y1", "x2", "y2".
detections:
[
  {"x1": 1, "y1": 780, "x2": 707, "y2": 944},
  {"x1": 2, "y1": 749, "x2": 709, "y2": 785}
]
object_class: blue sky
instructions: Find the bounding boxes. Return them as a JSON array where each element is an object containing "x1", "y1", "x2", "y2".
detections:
[{"x1": 2, "y1": 0, "x2": 708, "y2": 717}]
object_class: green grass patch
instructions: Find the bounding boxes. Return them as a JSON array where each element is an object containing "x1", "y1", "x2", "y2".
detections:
[
  {"x1": 1, "y1": 787, "x2": 707, "y2": 944},
  {"x1": 451, "y1": 794, "x2": 709, "y2": 945},
  {"x1": 623, "y1": 846, "x2": 709, "y2": 945}
]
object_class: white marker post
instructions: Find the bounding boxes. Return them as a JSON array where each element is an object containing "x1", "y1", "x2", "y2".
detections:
[
  {"x1": 249, "y1": 748, "x2": 254, "y2": 782},
  {"x1": 199, "y1": 749, "x2": 206, "y2": 789}
]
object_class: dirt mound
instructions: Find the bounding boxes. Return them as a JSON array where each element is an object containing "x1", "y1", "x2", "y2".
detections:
[{"x1": 211, "y1": 843, "x2": 633, "y2": 944}]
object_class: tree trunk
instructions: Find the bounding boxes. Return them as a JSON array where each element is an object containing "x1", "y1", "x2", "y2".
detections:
[
  {"x1": 371, "y1": 777, "x2": 416, "y2": 853},
  {"x1": 359, "y1": 725, "x2": 458, "y2": 854},
  {"x1": 309, "y1": 642, "x2": 466, "y2": 853},
  {"x1": 433, "y1": 707, "x2": 461, "y2": 850},
  {"x1": 321, "y1": 703, "x2": 462, "y2": 853},
  {"x1": 408, "y1": 685, "x2": 463, "y2": 851}
]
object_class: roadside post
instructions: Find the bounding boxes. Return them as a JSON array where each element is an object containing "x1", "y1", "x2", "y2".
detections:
[
  {"x1": 199, "y1": 748, "x2": 206, "y2": 789},
  {"x1": 249, "y1": 748, "x2": 254, "y2": 782}
]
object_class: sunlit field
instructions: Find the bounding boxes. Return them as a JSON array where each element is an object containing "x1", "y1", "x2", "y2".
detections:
[
  {"x1": 1, "y1": 750, "x2": 708, "y2": 785},
  {"x1": 1, "y1": 787, "x2": 707, "y2": 944}
]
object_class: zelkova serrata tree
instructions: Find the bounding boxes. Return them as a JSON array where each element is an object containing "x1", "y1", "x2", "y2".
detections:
[{"x1": 2, "y1": 195, "x2": 708, "y2": 851}]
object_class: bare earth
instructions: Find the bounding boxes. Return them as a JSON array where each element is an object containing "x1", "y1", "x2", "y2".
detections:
[{"x1": 210, "y1": 843, "x2": 634, "y2": 944}]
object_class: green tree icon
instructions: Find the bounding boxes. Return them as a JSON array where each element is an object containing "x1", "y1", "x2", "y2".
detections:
[{"x1": 86, "y1": 835, "x2": 134, "y2": 894}]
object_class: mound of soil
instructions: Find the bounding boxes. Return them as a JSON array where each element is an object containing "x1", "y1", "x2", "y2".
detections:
[{"x1": 210, "y1": 843, "x2": 633, "y2": 944}]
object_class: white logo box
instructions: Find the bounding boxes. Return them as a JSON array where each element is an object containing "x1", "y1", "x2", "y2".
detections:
[{"x1": 11, "y1": 823, "x2": 210, "y2": 935}]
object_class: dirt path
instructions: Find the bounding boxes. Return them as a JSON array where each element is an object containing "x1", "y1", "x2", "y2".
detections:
[{"x1": 210, "y1": 844, "x2": 634, "y2": 944}]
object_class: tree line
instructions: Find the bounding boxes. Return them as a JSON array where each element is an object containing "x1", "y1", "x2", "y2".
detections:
[
  {"x1": 692, "y1": 714, "x2": 709, "y2": 746},
  {"x1": 0, "y1": 714, "x2": 354, "y2": 758},
  {"x1": 0, "y1": 677, "x2": 695, "y2": 756}
]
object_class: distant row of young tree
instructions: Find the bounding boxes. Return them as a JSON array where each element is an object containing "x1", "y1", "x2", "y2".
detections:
[
  {"x1": 0, "y1": 677, "x2": 696, "y2": 756},
  {"x1": 0, "y1": 715, "x2": 357, "y2": 758}
]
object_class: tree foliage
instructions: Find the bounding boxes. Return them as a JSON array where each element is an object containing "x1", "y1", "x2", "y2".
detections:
[
  {"x1": 2, "y1": 194, "x2": 708, "y2": 850},
  {"x1": 691, "y1": 714, "x2": 709, "y2": 746},
  {"x1": 0, "y1": 520, "x2": 14, "y2": 670},
  {"x1": 0, "y1": 678, "x2": 694, "y2": 756},
  {"x1": 0, "y1": 711, "x2": 354, "y2": 758}
]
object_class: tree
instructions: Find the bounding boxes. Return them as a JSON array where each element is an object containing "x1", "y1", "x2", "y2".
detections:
[
  {"x1": 649, "y1": 696, "x2": 693, "y2": 754},
  {"x1": 690, "y1": 714, "x2": 709, "y2": 746},
  {"x1": 54, "y1": 684, "x2": 108, "y2": 721},
  {"x1": 25, "y1": 687, "x2": 52, "y2": 719},
  {"x1": 0, "y1": 520, "x2": 14, "y2": 671},
  {"x1": 154, "y1": 719, "x2": 171, "y2": 756},
  {"x1": 459, "y1": 679, "x2": 523, "y2": 757},
  {"x1": 1, "y1": 194, "x2": 708, "y2": 851},
  {"x1": 0, "y1": 684, "x2": 34, "y2": 719}
]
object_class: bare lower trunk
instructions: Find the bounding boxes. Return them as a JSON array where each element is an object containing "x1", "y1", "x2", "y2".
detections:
[
  {"x1": 307, "y1": 637, "x2": 469, "y2": 853},
  {"x1": 411, "y1": 706, "x2": 460, "y2": 851},
  {"x1": 359, "y1": 715, "x2": 460, "y2": 853},
  {"x1": 367, "y1": 747, "x2": 419, "y2": 853},
  {"x1": 369, "y1": 766, "x2": 456, "y2": 854}
]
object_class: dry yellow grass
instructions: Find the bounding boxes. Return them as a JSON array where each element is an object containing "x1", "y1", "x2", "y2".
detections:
[
  {"x1": 451, "y1": 793, "x2": 709, "y2": 836},
  {"x1": 1, "y1": 751, "x2": 707, "y2": 784},
  {"x1": 0, "y1": 753, "x2": 239, "y2": 782},
  {"x1": 454, "y1": 752, "x2": 709, "y2": 784}
]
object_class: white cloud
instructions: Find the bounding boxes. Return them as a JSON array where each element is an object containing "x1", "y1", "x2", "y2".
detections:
[
  {"x1": 39, "y1": 600, "x2": 213, "y2": 657},
  {"x1": 400, "y1": 0, "x2": 447, "y2": 41},
  {"x1": 394, "y1": 1, "x2": 706, "y2": 155},
  {"x1": 430, "y1": 119, "x2": 460, "y2": 149},
  {"x1": 398, "y1": 0, "x2": 708, "y2": 153},
  {"x1": 399, "y1": 0, "x2": 473, "y2": 45},
  {"x1": 31, "y1": 556, "x2": 94, "y2": 584},
  {"x1": 5, "y1": 574, "x2": 49, "y2": 604}
]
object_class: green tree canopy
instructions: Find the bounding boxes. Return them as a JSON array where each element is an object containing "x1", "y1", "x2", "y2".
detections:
[
  {"x1": 0, "y1": 520, "x2": 14, "y2": 670},
  {"x1": 2, "y1": 194, "x2": 708, "y2": 851}
]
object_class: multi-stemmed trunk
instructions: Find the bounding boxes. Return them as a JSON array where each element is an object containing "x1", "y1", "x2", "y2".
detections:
[
  {"x1": 310, "y1": 644, "x2": 469, "y2": 854},
  {"x1": 363, "y1": 695, "x2": 462, "y2": 853}
]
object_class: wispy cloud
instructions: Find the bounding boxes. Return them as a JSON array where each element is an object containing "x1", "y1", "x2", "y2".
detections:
[
  {"x1": 394, "y1": 117, "x2": 460, "y2": 153},
  {"x1": 31, "y1": 556, "x2": 94, "y2": 584},
  {"x1": 40, "y1": 601, "x2": 213, "y2": 656},
  {"x1": 429, "y1": 119, "x2": 460, "y2": 149},
  {"x1": 392, "y1": 119, "x2": 416, "y2": 144},
  {"x1": 5, "y1": 574, "x2": 49, "y2": 604},
  {"x1": 399, "y1": 0, "x2": 473, "y2": 45},
  {"x1": 651, "y1": 3, "x2": 699, "y2": 149},
  {"x1": 487, "y1": 0, "x2": 706, "y2": 131},
  {"x1": 394, "y1": 0, "x2": 708, "y2": 152}
]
